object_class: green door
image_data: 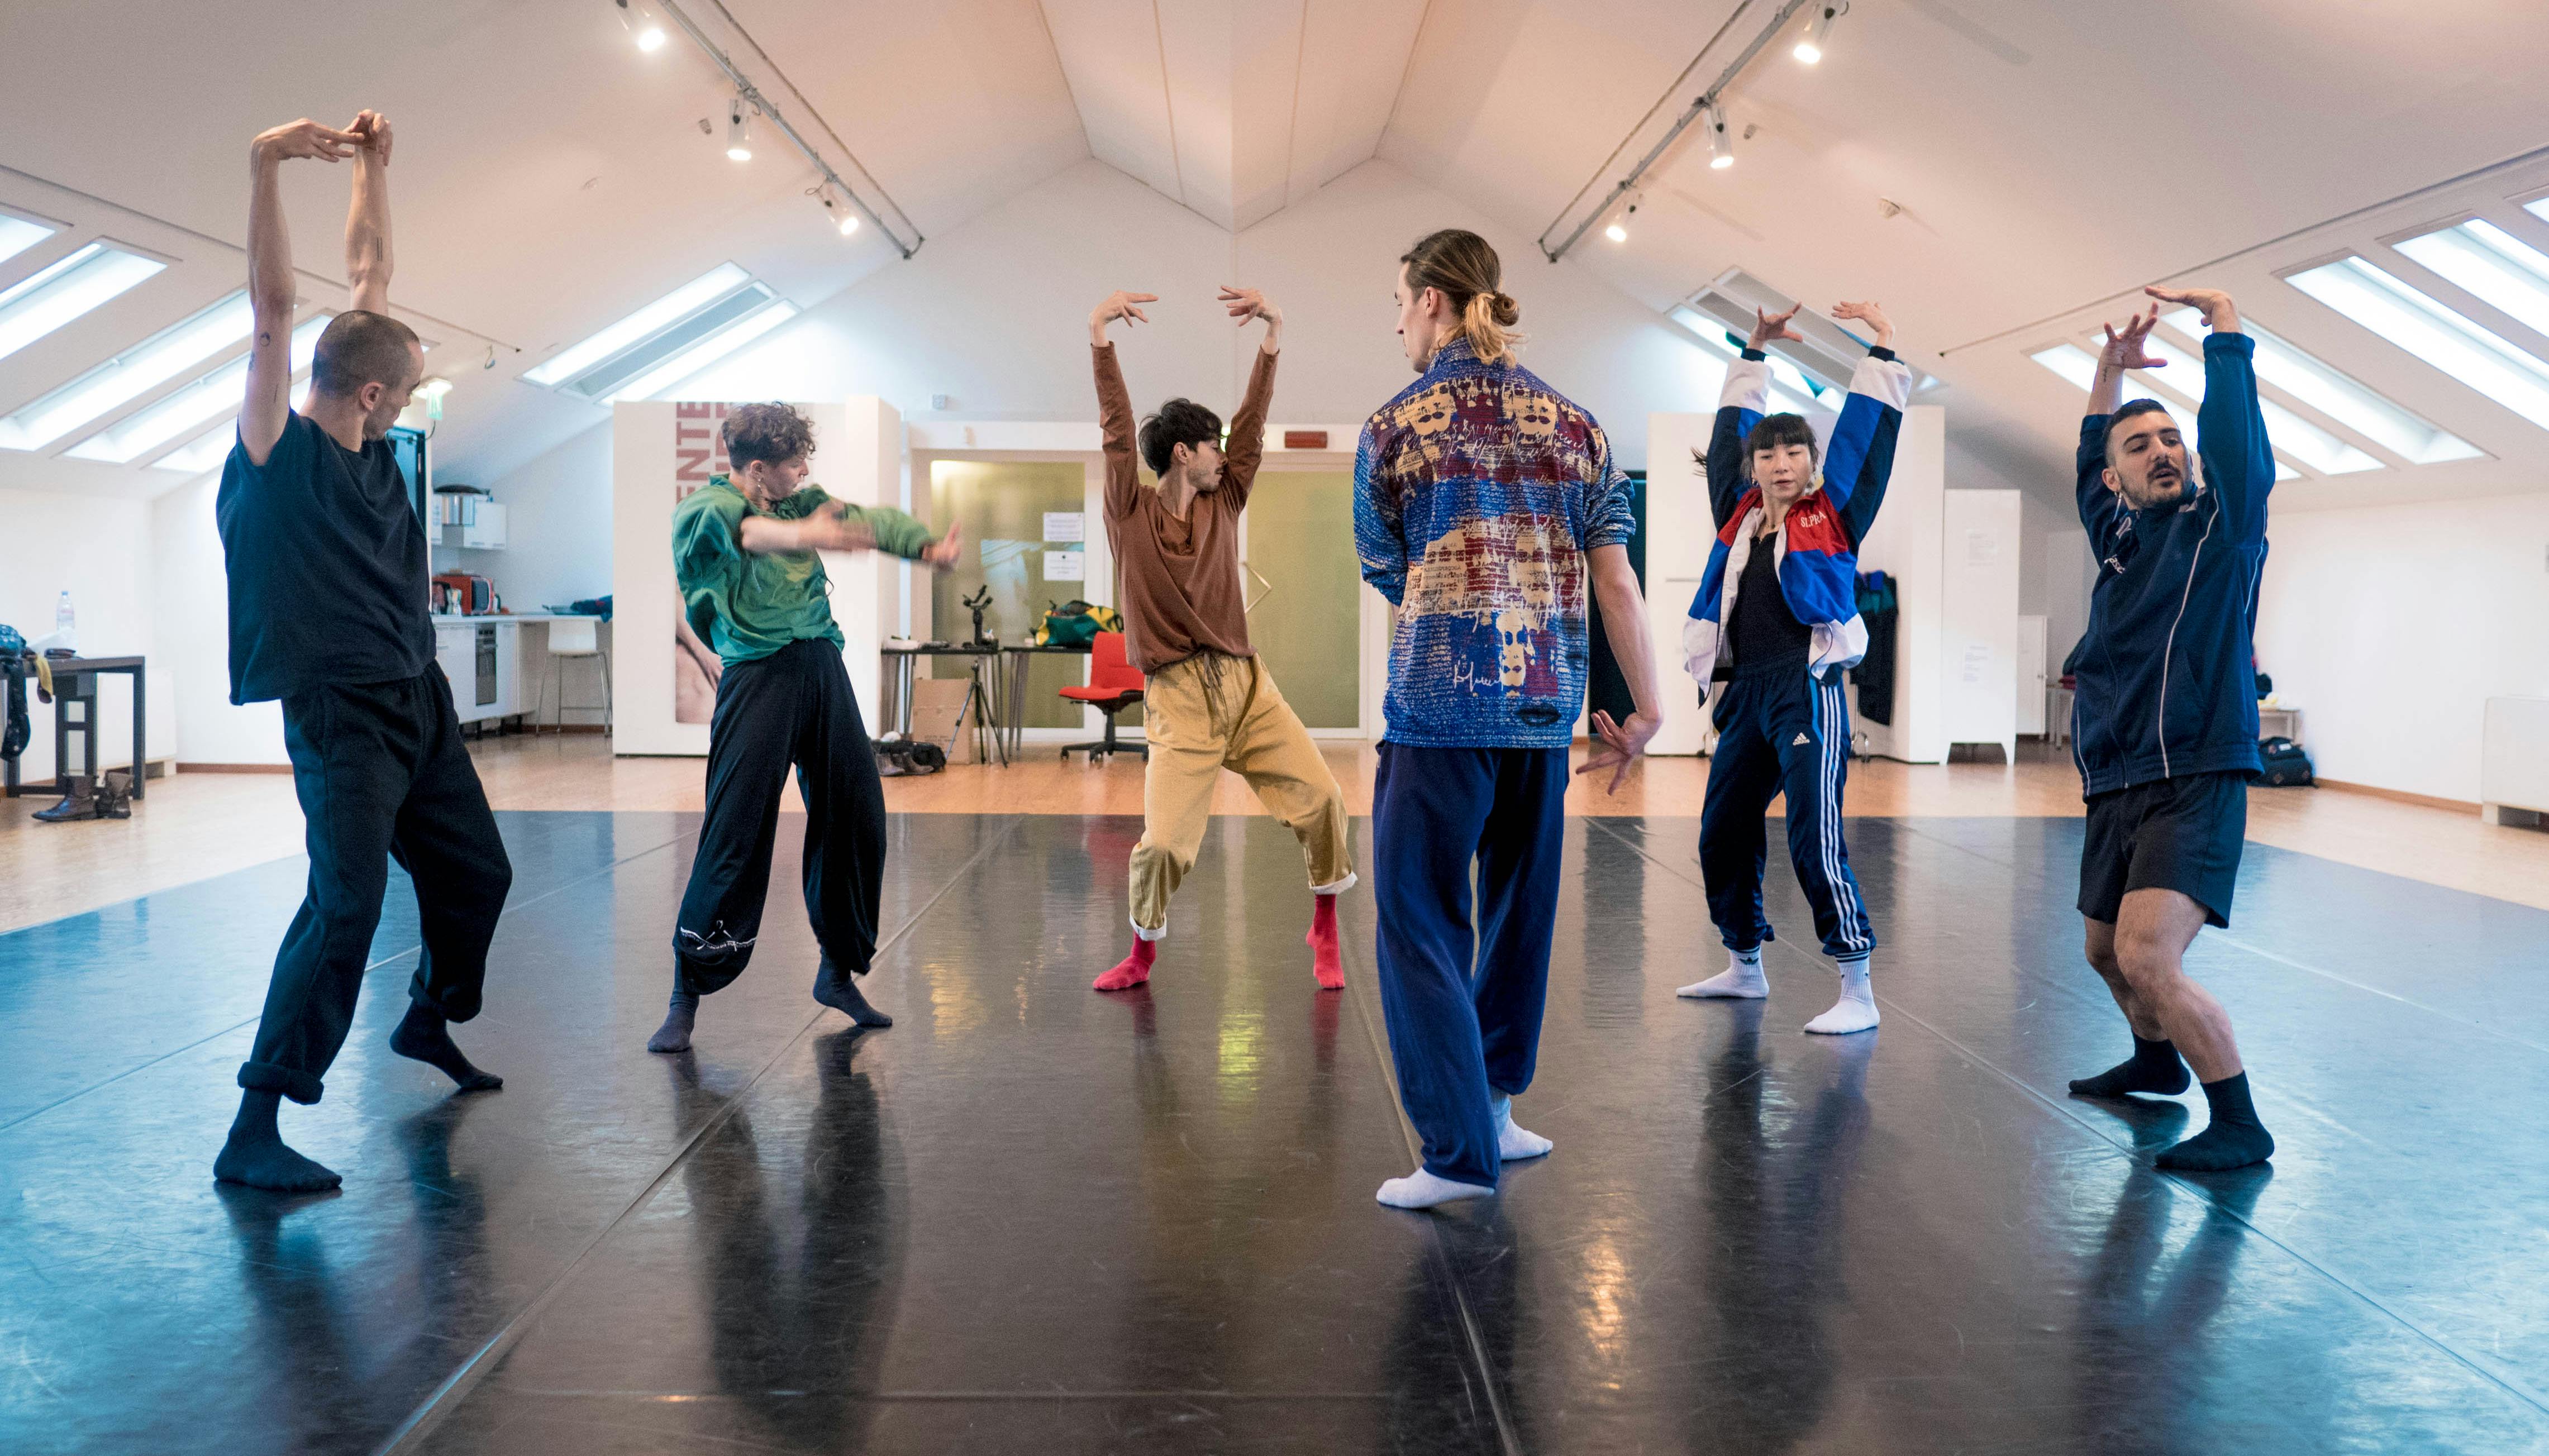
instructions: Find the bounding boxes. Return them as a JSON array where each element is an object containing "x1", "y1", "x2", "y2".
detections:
[
  {"x1": 928, "y1": 460, "x2": 1090, "y2": 729},
  {"x1": 1242, "y1": 470, "x2": 1360, "y2": 731}
]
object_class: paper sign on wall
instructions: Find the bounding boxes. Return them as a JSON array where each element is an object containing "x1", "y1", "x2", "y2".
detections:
[
  {"x1": 1044, "y1": 550, "x2": 1085, "y2": 581},
  {"x1": 1965, "y1": 530, "x2": 1999, "y2": 566},
  {"x1": 1044, "y1": 512, "x2": 1085, "y2": 543}
]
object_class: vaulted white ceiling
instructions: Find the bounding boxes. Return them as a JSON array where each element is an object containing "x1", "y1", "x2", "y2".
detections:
[{"x1": 5, "y1": 0, "x2": 2549, "y2": 506}]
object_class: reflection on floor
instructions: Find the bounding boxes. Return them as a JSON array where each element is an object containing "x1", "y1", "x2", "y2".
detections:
[
  {"x1": 3, "y1": 810, "x2": 2546, "y2": 1453},
  {"x1": 7, "y1": 732, "x2": 2548, "y2": 932}
]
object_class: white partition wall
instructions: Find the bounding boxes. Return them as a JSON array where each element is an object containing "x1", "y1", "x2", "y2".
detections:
[
  {"x1": 611, "y1": 399, "x2": 885, "y2": 756},
  {"x1": 1941, "y1": 489, "x2": 2022, "y2": 762},
  {"x1": 1643, "y1": 411, "x2": 1714, "y2": 755},
  {"x1": 1851, "y1": 404, "x2": 1947, "y2": 762}
]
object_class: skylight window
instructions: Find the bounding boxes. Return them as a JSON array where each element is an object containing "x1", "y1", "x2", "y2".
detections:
[
  {"x1": 2393, "y1": 219, "x2": 2549, "y2": 341},
  {"x1": 2029, "y1": 343, "x2": 2298, "y2": 482},
  {"x1": 601, "y1": 300, "x2": 801, "y2": 404},
  {"x1": 0, "y1": 212, "x2": 57, "y2": 270},
  {"x1": 0, "y1": 242, "x2": 165, "y2": 363},
  {"x1": 524, "y1": 263, "x2": 794, "y2": 402},
  {"x1": 66, "y1": 313, "x2": 328, "y2": 464},
  {"x1": 1673, "y1": 308, "x2": 1817, "y2": 416},
  {"x1": 0, "y1": 290, "x2": 255, "y2": 451},
  {"x1": 2287, "y1": 256, "x2": 2549, "y2": 431},
  {"x1": 150, "y1": 379, "x2": 317, "y2": 475},
  {"x1": 2154, "y1": 308, "x2": 2478, "y2": 464},
  {"x1": 2122, "y1": 333, "x2": 2381, "y2": 475}
]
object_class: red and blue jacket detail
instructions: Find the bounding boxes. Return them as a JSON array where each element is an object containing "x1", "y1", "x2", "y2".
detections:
[{"x1": 1683, "y1": 347, "x2": 1911, "y2": 693}]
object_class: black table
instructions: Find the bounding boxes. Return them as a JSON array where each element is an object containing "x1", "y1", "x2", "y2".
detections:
[
  {"x1": 1000, "y1": 643, "x2": 1093, "y2": 761},
  {"x1": 882, "y1": 643, "x2": 1007, "y2": 766},
  {"x1": 4, "y1": 655, "x2": 146, "y2": 800}
]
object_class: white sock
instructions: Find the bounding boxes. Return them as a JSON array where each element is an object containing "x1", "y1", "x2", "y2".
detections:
[
  {"x1": 1376, "y1": 1168, "x2": 1497, "y2": 1209},
  {"x1": 1491, "y1": 1094, "x2": 1552, "y2": 1160},
  {"x1": 1803, "y1": 954, "x2": 1880, "y2": 1034},
  {"x1": 1679, "y1": 946, "x2": 1767, "y2": 999}
]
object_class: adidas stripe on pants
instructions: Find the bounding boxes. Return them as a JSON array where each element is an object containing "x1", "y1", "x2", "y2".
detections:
[{"x1": 1697, "y1": 669, "x2": 1876, "y2": 959}]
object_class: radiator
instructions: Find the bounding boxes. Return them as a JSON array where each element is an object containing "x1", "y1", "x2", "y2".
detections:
[{"x1": 2481, "y1": 696, "x2": 2549, "y2": 823}]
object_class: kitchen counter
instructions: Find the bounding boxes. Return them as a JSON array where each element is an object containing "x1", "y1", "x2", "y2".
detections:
[{"x1": 429, "y1": 612, "x2": 603, "y2": 623}]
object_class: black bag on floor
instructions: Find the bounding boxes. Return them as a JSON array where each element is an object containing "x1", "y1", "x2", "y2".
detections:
[{"x1": 2256, "y1": 736, "x2": 2313, "y2": 787}]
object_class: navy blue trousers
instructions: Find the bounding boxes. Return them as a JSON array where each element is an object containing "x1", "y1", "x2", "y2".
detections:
[
  {"x1": 242, "y1": 670, "x2": 512, "y2": 1105},
  {"x1": 1371, "y1": 743, "x2": 1568, "y2": 1187},
  {"x1": 1699, "y1": 670, "x2": 1875, "y2": 959}
]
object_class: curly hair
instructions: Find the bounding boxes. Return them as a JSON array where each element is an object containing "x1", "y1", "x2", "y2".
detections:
[
  {"x1": 1139, "y1": 398, "x2": 1222, "y2": 477},
  {"x1": 723, "y1": 402, "x2": 817, "y2": 471}
]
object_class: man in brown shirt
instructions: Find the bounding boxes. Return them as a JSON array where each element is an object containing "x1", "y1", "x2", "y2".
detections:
[{"x1": 1087, "y1": 285, "x2": 1354, "y2": 994}]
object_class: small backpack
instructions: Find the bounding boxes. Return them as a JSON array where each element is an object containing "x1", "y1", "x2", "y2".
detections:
[
  {"x1": 1036, "y1": 600, "x2": 1123, "y2": 648},
  {"x1": 2255, "y1": 736, "x2": 2314, "y2": 787}
]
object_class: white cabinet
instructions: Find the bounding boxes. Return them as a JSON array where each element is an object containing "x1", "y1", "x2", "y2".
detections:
[{"x1": 432, "y1": 620, "x2": 522, "y2": 726}]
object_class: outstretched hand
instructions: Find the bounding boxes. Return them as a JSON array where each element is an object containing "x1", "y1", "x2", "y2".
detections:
[
  {"x1": 1748, "y1": 304, "x2": 1805, "y2": 352},
  {"x1": 2145, "y1": 284, "x2": 2240, "y2": 333},
  {"x1": 920, "y1": 522, "x2": 964, "y2": 569},
  {"x1": 2100, "y1": 305, "x2": 2166, "y2": 373},
  {"x1": 1831, "y1": 299, "x2": 1893, "y2": 348},
  {"x1": 1575, "y1": 708, "x2": 1661, "y2": 795},
  {"x1": 1090, "y1": 290, "x2": 1157, "y2": 345},
  {"x1": 251, "y1": 117, "x2": 365, "y2": 164}
]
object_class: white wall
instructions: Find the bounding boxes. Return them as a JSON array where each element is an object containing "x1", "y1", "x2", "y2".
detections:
[
  {"x1": 2255, "y1": 494, "x2": 2549, "y2": 803},
  {"x1": 434, "y1": 423, "x2": 614, "y2": 613},
  {"x1": 149, "y1": 472, "x2": 284, "y2": 765},
  {"x1": 1, "y1": 486, "x2": 173, "y2": 779}
]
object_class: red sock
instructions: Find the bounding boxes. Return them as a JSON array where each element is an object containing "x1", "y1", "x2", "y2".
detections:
[
  {"x1": 1094, "y1": 937, "x2": 1156, "y2": 991},
  {"x1": 1307, "y1": 894, "x2": 1342, "y2": 991}
]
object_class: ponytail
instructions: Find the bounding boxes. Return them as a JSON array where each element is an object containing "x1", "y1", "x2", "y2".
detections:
[{"x1": 1402, "y1": 229, "x2": 1523, "y2": 365}]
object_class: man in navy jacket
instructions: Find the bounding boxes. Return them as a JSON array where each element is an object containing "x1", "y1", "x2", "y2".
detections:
[{"x1": 2062, "y1": 286, "x2": 2274, "y2": 1172}]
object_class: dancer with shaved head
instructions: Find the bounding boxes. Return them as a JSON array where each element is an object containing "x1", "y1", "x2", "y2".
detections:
[{"x1": 215, "y1": 112, "x2": 511, "y2": 1191}]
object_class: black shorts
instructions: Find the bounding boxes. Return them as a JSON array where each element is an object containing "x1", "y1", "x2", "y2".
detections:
[{"x1": 2078, "y1": 771, "x2": 2248, "y2": 928}]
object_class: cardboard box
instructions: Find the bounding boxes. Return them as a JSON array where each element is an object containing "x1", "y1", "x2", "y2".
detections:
[{"x1": 905, "y1": 676, "x2": 979, "y2": 765}]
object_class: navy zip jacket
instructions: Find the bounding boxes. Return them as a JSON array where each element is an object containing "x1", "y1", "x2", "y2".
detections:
[{"x1": 2070, "y1": 331, "x2": 2272, "y2": 797}]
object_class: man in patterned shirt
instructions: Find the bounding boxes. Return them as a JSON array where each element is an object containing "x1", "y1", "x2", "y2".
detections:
[{"x1": 1355, "y1": 229, "x2": 1663, "y2": 1210}]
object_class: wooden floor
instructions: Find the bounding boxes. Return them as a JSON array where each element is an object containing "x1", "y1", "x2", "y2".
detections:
[{"x1": 6, "y1": 731, "x2": 2545, "y2": 932}]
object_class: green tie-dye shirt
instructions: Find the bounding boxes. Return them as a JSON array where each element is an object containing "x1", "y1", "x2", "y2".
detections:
[{"x1": 672, "y1": 474, "x2": 935, "y2": 667}]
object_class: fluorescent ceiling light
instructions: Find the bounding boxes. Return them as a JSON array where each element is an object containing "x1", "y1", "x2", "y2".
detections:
[
  {"x1": 2155, "y1": 307, "x2": 2477, "y2": 465},
  {"x1": 602, "y1": 300, "x2": 800, "y2": 404},
  {"x1": 0, "y1": 290, "x2": 255, "y2": 451},
  {"x1": 2394, "y1": 218, "x2": 2549, "y2": 341},
  {"x1": 2030, "y1": 343, "x2": 2098, "y2": 390},
  {"x1": 0, "y1": 242, "x2": 165, "y2": 363},
  {"x1": 0, "y1": 212, "x2": 56, "y2": 270},
  {"x1": 1675, "y1": 311, "x2": 1818, "y2": 416},
  {"x1": 523, "y1": 262, "x2": 756, "y2": 390},
  {"x1": 2289, "y1": 255, "x2": 2549, "y2": 431},
  {"x1": 2123, "y1": 332, "x2": 2381, "y2": 474},
  {"x1": 68, "y1": 313, "x2": 328, "y2": 464}
]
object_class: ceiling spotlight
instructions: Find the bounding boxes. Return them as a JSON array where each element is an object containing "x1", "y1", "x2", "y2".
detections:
[
  {"x1": 1605, "y1": 222, "x2": 1628, "y2": 244},
  {"x1": 816, "y1": 185, "x2": 862, "y2": 237},
  {"x1": 1794, "y1": 2, "x2": 1843, "y2": 64},
  {"x1": 1605, "y1": 189, "x2": 1645, "y2": 243},
  {"x1": 725, "y1": 97, "x2": 752, "y2": 162},
  {"x1": 1704, "y1": 105, "x2": 1733, "y2": 169},
  {"x1": 614, "y1": 0, "x2": 667, "y2": 52}
]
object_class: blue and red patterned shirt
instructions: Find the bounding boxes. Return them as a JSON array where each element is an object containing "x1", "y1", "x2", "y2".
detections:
[{"x1": 1354, "y1": 337, "x2": 1635, "y2": 748}]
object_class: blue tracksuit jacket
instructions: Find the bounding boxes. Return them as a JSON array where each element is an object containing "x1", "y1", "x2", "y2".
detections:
[{"x1": 2070, "y1": 331, "x2": 2272, "y2": 796}]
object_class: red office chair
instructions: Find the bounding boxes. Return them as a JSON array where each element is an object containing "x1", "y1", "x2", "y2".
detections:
[{"x1": 1059, "y1": 631, "x2": 1146, "y2": 762}]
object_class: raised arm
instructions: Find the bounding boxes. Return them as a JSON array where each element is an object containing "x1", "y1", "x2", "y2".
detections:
[
  {"x1": 2148, "y1": 285, "x2": 2271, "y2": 543},
  {"x1": 1706, "y1": 305, "x2": 1793, "y2": 527},
  {"x1": 2077, "y1": 306, "x2": 2165, "y2": 540},
  {"x1": 1216, "y1": 286, "x2": 1280, "y2": 508},
  {"x1": 1821, "y1": 300, "x2": 1912, "y2": 545},
  {"x1": 344, "y1": 110, "x2": 393, "y2": 314},
  {"x1": 1089, "y1": 290, "x2": 1156, "y2": 520},
  {"x1": 241, "y1": 117, "x2": 362, "y2": 465}
]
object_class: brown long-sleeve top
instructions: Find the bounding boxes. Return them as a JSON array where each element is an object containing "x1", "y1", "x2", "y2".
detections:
[{"x1": 1094, "y1": 340, "x2": 1276, "y2": 674}]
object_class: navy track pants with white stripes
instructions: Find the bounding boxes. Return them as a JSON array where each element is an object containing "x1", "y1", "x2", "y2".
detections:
[{"x1": 1699, "y1": 670, "x2": 1876, "y2": 959}]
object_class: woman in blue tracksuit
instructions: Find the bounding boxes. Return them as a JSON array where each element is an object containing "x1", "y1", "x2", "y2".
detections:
[{"x1": 1677, "y1": 302, "x2": 1910, "y2": 1034}]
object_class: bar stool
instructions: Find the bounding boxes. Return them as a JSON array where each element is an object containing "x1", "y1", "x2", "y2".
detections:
[{"x1": 535, "y1": 618, "x2": 611, "y2": 733}]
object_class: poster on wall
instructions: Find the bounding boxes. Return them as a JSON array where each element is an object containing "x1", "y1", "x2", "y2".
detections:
[{"x1": 671, "y1": 402, "x2": 732, "y2": 724}]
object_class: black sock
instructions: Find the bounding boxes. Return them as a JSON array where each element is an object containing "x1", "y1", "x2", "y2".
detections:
[
  {"x1": 2155, "y1": 1072, "x2": 2275, "y2": 1171},
  {"x1": 647, "y1": 989, "x2": 700, "y2": 1054},
  {"x1": 2069, "y1": 1034, "x2": 2190, "y2": 1098},
  {"x1": 389, "y1": 1003, "x2": 503, "y2": 1091},
  {"x1": 813, "y1": 960, "x2": 893, "y2": 1028}
]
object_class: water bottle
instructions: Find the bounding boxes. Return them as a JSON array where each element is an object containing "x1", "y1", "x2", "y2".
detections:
[{"x1": 53, "y1": 590, "x2": 74, "y2": 653}]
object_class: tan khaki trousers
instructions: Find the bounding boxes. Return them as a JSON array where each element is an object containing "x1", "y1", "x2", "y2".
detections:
[{"x1": 1128, "y1": 653, "x2": 1354, "y2": 937}]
